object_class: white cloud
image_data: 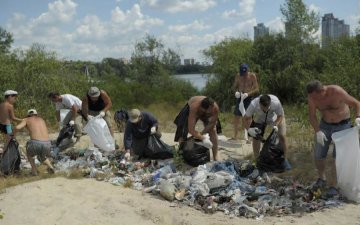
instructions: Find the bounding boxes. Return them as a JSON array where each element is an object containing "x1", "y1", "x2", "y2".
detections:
[
  {"x1": 222, "y1": 0, "x2": 255, "y2": 19},
  {"x1": 35, "y1": 0, "x2": 77, "y2": 25},
  {"x1": 169, "y1": 20, "x2": 210, "y2": 33},
  {"x1": 308, "y1": 4, "x2": 321, "y2": 14},
  {"x1": 266, "y1": 16, "x2": 285, "y2": 33},
  {"x1": 142, "y1": 0, "x2": 217, "y2": 13}
]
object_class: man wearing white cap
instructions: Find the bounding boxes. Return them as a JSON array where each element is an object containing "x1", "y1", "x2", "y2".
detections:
[
  {"x1": 0, "y1": 90, "x2": 23, "y2": 147},
  {"x1": 48, "y1": 92, "x2": 83, "y2": 142},
  {"x1": 82, "y1": 87, "x2": 114, "y2": 138},
  {"x1": 124, "y1": 109, "x2": 159, "y2": 159},
  {"x1": 14, "y1": 109, "x2": 55, "y2": 175}
]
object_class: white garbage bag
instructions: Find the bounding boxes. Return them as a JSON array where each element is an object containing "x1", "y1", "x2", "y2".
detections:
[
  {"x1": 332, "y1": 127, "x2": 360, "y2": 202},
  {"x1": 60, "y1": 109, "x2": 70, "y2": 123},
  {"x1": 239, "y1": 98, "x2": 246, "y2": 116},
  {"x1": 84, "y1": 117, "x2": 115, "y2": 152}
]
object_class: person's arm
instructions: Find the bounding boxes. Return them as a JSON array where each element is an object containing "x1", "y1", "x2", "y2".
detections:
[
  {"x1": 56, "y1": 110, "x2": 60, "y2": 122},
  {"x1": 340, "y1": 88, "x2": 360, "y2": 117},
  {"x1": 201, "y1": 108, "x2": 219, "y2": 134},
  {"x1": 8, "y1": 105, "x2": 22, "y2": 122},
  {"x1": 188, "y1": 104, "x2": 203, "y2": 140},
  {"x1": 123, "y1": 122, "x2": 133, "y2": 152},
  {"x1": 308, "y1": 96, "x2": 320, "y2": 132},
  {"x1": 14, "y1": 118, "x2": 27, "y2": 135},
  {"x1": 233, "y1": 74, "x2": 240, "y2": 91},
  {"x1": 247, "y1": 73, "x2": 259, "y2": 96},
  {"x1": 146, "y1": 112, "x2": 158, "y2": 127},
  {"x1": 101, "y1": 91, "x2": 112, "y2": 113},
  {"x1": 81, "y1": 96, "x2": 89, "y2": 117}
]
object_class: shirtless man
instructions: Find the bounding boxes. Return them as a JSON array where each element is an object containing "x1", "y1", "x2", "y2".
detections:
[
  {"x1": 174, "y1": 96, "x2": 220, "y2": 160},
  {"x1": 233, "y1": 64, "x2": 259, "y2": 140},
  {"x1": 0, "y1": 90, "x2": 22, "y2": 148},
  {"x1": 307, "y1": 80, "x2": 360, "y2": 196},
  {"x1": 15, "y1": 109, "x2": 55, "y2": 175}
]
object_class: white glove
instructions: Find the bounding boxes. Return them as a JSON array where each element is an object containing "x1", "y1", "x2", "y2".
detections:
[
  {"x1": 69, "y1": 120, "x2": 75, "y2": 126},
  {"x1": 202, "y1": 135, "x2": 213, "y2": 149},
  {"x1": 150, "y1": 126, "x2": 156, "y2": 134},
  {"x1": 87, "y1": 115, "x2": 94, "y2": 121},
  {"x1": 316, "y1": 131, "x2": 328, "y2": 146},
  {"x1": 248, "y1": 127, "x2": 260, "y2": 137},
  {"x1": 98, "y1": 111, "x2": 105, "y2": 118},
  {"x1": 355, "y1": 117, "x2": 360, "y2": 127},
  {"x1": 273, "y1": 125, "x2": 278, "y2": 133},
  {"x1": 235, "y1": 91, "x2": 241, "y2": 99},
  {"x1": 241, "y1": 92, "x2": 248, "y2": 100},
  {"x1": 124, "y1": 152, "x2": 131, "y2": 161}
]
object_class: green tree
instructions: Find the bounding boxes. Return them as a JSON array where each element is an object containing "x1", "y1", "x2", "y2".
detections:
[
  {"x1": 0, "y1": 27, "x2": 14, "y2": 54},
  {"x1": 281, "y1": 0, "x2": 320, "y2": 42}
]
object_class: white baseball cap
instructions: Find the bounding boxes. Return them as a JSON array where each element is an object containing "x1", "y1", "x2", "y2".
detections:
[
  {"x1": 27, "y1": 109, "x2": 38, "y2": 116},
  {"x1": 4, "y1": 90, "x2": 18, "y2": 96}
]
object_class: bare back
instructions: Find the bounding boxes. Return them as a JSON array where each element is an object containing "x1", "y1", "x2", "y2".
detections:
[
  {"x1": 0, "y1": 102, "x2": 12, "y2": 125},
  {"x1": 188, "y1": 96, "x2": 219, "y2": 120},
  {"x1": 234, "y1": 73, "x2": 258, "y2": 93},
  {"x1": 25, "y1": 117, "x2": 50, "y2": 141},
  {"x1": 308, "y1": 85, "x2": 351, "y2": 123}
]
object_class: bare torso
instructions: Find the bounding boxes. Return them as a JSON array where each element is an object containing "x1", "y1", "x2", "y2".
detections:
[
  {"x1": 25, "y1": 117, "x2": 50, "y2": 141},
  {"x1": 0, "y1": 102, "x2": 12, "y2": 125},
  {"x1": 311, "y1": 85, "x2": 350, "y2": 123},
  {"x1": 234, "y1": 73, "x2": 257, "y2": 93},
  {"x1": 188, "y1": 96, "x2": 219, "y2": 121}
]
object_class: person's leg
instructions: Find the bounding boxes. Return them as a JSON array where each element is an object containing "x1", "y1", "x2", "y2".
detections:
[
  {"x1": 62, "y1": 111, "x2": 72, "y2": 126},
  {"x1": 252, "y1": 139, "x2": 261, "y2": 159},
  {"x1": 233, "y1": 116, "x2": 240, "y2": 140},
  {"x1": 209, "y1": 127, "x2": 218, "y2": 161},
  {"x1": 43, "y1": 158, "x2": 55, "y2": 173},
  {"x1": 314, "y1": 135, "x2": 331, "y2": 181},
  {"x1": 74, "y1": 114, "x2": 83, "y2": 141}
]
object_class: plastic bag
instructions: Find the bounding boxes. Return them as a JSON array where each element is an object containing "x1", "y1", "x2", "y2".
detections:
[
  {"x1": 145, "y1": 134, "x2": 174, "y2": 159},
  {"x1": 332, "y1": 127, "x2": 360, "y2": 202},
  {"x1": 84, "y1": 117, "x2": 115, "y2": 152},
  {"x1": 180, "y1": 137, "x2": 210, "y2": 167},
  {"x1": 256, "y1": 130, "x2": 285, "y2": 173},
  {"x1": 0, "y1": 138, "x2": 21, "y2": 175}
]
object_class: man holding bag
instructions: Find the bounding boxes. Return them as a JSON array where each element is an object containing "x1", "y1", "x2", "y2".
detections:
[
  {"x1": 307, "y1": 80, "x2": 360, "y2": 196},
  {"x1": 124, "y1": 109, "x2": 159, "y2": 160},
  {"x1": 232, "y1": 63, "x2": 259, "y2": 141}
]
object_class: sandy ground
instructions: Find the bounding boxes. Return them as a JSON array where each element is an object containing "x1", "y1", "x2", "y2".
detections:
[{"x1": 1, "y1": 132, "x2": 360, "y2": 225}]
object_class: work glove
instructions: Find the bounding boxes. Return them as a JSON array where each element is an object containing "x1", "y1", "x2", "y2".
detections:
[
  {"x1": 241, "y1": 92, "x2": 248, "y2": 100},
  {"x1": 316, "y1": 131, "x2": 328, "y2": 146},
  {"x1": 98, "y1": 111, "x2": 106, "y2": 118},
  {"x1": 69, "y1": 120, "x2": 75, "y2": 126},
  {"x1": 150, "y1": 126, "x2": 156, "y2": 134},
  {"x1": 124, "y1": 151, "x2": 131, "y2": 161},
  {"x1": 248, "y1": 127, "x2": 261, "y2": 137},
  {"x1": 202, "y1": 134, "x2": 213, "y2": 149},
  {"x1": 355, "y1": 117, "x2": 360, "y2": 127},
  {"x1": 87, "y1": 115, "x2": 94, "y2": 121},
  {"x1": 235, "y1": 91, "x2": 241, "y2": 99},
  {"x1": 273, "y1": 125, "x2": 278, "y2": 133}
]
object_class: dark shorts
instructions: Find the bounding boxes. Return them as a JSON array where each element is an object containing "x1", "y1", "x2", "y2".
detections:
[
  {"x1": 314, "y1": 118, "x2": 351, "y2": 160},
  {"x1": 0, "y1": 123, "x2": 13, "y2": 135},
  {"x1": 234, "y1": 96, "x2": 254, "y2": 116},
  {"x1": 26, "y1": 140, "x2": 51, "y2": 162}
]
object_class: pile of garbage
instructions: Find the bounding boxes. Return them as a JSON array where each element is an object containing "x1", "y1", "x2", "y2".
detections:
[{"x1": 50, "y1": 147, "x2": 343, "y2": 219}]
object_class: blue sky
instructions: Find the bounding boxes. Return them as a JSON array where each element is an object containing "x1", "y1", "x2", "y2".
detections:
[{"x1": 1, "y1": 0, "x2": 359, "y2": 62}]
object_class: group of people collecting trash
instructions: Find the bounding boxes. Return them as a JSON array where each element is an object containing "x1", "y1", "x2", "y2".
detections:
[{"x1": 1, "y1": 63, "x2": 360, "y2": 199}]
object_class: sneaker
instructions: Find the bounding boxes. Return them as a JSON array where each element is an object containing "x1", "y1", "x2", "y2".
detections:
[
  {"x1": 312, "y1": 178, "x2": 326, "y2": 190},
  {"x1": 283, "y1": 159, "x2": 292, "y2": 171},
  {"x1": 326, "y1": 186, "x2": 338, "y2": 197}
]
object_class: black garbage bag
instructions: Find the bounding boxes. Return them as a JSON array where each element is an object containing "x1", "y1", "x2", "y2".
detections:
[
  {"x1": 55, "y1": 124, "x2": 75, "y2": 150},
  {"x1": 145, "y1": 134, "x2": 174, "y2": 159},
  {"x1": 114, "y1": 109, "x2": 129, "y2": 122},
  {"x1": 256, "y1": 130, "x2": 285, "y2": 173},
  {"x1": 179, "y1": 137, "x2": 210, "y2": 167},
  {"x1": 0, "y1": 138, "x2": 21, "y2": 175}
]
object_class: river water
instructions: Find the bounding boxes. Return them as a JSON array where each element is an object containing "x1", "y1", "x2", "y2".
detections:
[{"x1": 173, "y1": 73, "x2": 211, "y2": 90}]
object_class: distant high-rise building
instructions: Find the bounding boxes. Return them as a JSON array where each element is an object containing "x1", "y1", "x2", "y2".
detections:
[
  {"x1": 254, "y1": 23, "x2": 269, "y2": 39},
  {"x1": 184, "y1": 58, "x2": 195, "y2": 65},
  {"x1": 322, "y1": 13, "x2": 350, "y2": 47},
  {"x1": 119, "y1": 57, "x2": 129, "y2": 64}
]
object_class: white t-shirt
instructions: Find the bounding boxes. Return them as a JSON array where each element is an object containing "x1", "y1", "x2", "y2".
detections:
[
  {"x1": 55, "y1": 94, "x2": 82, "y2": 111},
  {"x1": 245, "y1": 94, "x2": 284, "y2": 124}
]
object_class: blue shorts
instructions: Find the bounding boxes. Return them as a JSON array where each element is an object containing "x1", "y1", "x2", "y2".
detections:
[
  {"x1": 0, "y1": 123, "x2": 13, "y2": 135},
  {"x1": 314, "y1": 118, "x2": 351, "y2": 160},
  {"x1": 234, "y1": 96, "x2": 253, "y2": 116}
]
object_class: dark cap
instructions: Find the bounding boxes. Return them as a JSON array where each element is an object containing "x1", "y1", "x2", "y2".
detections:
[{"x1": 239, "y1": 64, "x2": 249, "y2": 76}]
